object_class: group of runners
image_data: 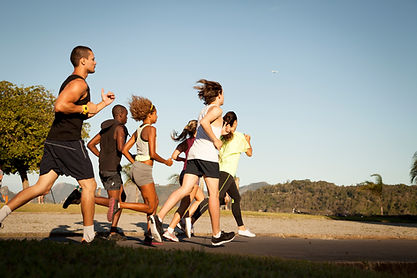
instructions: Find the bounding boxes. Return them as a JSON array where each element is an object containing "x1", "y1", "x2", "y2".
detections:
[{"x1": 0, "y1": 46, "x2": 255, "y2": 246}]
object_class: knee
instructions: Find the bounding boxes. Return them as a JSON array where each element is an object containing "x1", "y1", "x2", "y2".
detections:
[{"x1": 233, "y1": 195, "x2": 241, "y2": 203}]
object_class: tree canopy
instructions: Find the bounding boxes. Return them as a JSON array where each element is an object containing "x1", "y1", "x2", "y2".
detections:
[
  {"x1": 0, "y1": 80, "x2": 90, "y2": 189},
  {"x1": 0, "y1": 81, "x2": 55, "y2": 187}
]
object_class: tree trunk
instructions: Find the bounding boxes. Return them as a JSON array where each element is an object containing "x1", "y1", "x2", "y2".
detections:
[{"x1": 18, "y1": 168, "x2": 29, "y2": 190}]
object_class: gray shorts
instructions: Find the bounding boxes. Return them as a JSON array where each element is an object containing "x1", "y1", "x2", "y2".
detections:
[
  {"x1": 99, "y1": 171, "x2": 122, "y2": 191},
  {"x1": 130, "y1": 161, "x2": 154, "y2": 187}
]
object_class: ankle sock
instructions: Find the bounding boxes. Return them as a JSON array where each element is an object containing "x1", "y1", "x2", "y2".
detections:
[
  {"x1": 167, "y1": 227, "x2": 174, "y2": 234},
  {"x1": 213, "y1": 231, "x2": 221, "y2": 238},
  {"x1": 0, "y1": 205, "x2": 11, "y2": 223},
  {"x1": 83, "y1": 225, "x2": 95, "y2": 242}
]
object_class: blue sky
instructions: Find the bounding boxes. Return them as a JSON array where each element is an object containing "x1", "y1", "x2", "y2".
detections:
[{"x1": 1, "y1": 0, "x2": 417, "y2": 192}]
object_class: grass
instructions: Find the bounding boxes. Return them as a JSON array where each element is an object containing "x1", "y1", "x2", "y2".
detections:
[
  {"x1": 329, "y1": 215, "x2": 417, "y2": 224},
  {"x1": 0, "y1": 239, "x2": 409, "y2": 278}
]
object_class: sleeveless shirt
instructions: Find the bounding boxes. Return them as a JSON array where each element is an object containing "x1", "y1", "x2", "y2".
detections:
[
  {"x1": 135, "y1": 124, "x2": 153, "y2": 161},
  {"x1": 47, "y1": 75, "x2": 90, "y2": 141},
  {"x1": 187, "y1": 104, "x2": 222, "y2": 163},
  {"x1": 99, "y1": 119, "x2": 128, "y2": 172}
]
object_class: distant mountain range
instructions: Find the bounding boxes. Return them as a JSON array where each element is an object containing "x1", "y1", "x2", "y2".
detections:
[{"x1": 0, "y1": 181, "x2": 271, "y2": 205}]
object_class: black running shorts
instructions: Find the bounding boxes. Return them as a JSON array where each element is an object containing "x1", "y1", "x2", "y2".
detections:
[
  {"x1": 40, "y1": 140, "x2": 94, "y2": 180},
  {"x1": 184, "y1": 159, "x2": 219, "y2": 179},
  {"x1": 99, "y1": 171, "x2": 122, "y2": 191}
]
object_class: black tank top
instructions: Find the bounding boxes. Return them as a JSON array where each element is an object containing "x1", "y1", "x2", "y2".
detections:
[
  {"x1": 47, "y1": 75, "x2": 90, "y2": 141},
  {"x1": 98, "y1": 119, "x2": 128, "y2": 172}
]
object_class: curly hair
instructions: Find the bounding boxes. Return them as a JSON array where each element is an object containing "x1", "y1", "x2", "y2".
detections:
[
  {"x1": 129, "y1": 96, "x2": 155, "y2": 122},
  {"x1": 171, "y1": 120, "x2": 197, "y2": 142},
  {"x1": 193, "y1": 79, "x2": 223, "y2": 105}
]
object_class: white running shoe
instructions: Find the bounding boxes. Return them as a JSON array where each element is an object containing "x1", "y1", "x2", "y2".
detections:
[
  {"x1": 185, "y1": 217, "x2": 192, "y2": 238},
  {"x1": 238, "y1": 229, "x2": 256, "y2": 238},
  {"x1": 163, "y1": 230, "x2": 179, "y2": 242}
]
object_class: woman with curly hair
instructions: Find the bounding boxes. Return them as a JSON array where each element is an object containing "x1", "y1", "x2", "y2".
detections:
[
  {"x1": 162, "y1": 120, "x2": 205, "y2": 242},
  {"x1": 107, "y1": 96, "x2": 173, "y2": 245},
  {"x1": 150, "y1": 79, "x2": 235, "y2": 246}
]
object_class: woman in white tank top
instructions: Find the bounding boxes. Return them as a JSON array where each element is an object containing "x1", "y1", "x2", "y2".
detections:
[{"x1": 150, "y1": 79, "x2": 235, "y2": 246}]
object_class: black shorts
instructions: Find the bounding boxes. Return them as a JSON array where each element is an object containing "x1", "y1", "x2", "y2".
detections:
[
  {"x1": 99, "y1": 171, "x2": 122, "y2": 191},
  {"x1": 40, "y1": 140, "x2": 94, "y2": 180},
  {"x1": 184, "y1": 159, "x2": 219, "y2": 179}
]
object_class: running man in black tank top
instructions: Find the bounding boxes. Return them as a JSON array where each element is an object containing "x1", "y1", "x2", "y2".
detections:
[{"x1": 0, "y1": 46, "x2": 115, "y2": 243}]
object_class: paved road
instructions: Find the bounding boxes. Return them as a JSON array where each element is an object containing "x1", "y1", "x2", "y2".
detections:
[
  {"x1": 28, "y1": 233, "x2": 416, "y2": 262},
  {"x1": 1, "y1": 212, "x2": 417, "y2": 262}
]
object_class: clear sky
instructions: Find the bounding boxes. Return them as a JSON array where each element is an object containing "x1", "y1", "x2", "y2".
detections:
[{"x1": 1, "y1": 0, "x2": 417, "y2": 193}]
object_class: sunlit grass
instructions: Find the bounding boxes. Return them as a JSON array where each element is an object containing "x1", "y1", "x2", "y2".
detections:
[{"x1": 0, "y1": 239, "x2": 400, "y2": 278}]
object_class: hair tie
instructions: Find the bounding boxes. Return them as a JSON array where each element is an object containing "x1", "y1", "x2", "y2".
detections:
[{"x1": 150, "y1": 104, "x2": 153, "y2": 112}]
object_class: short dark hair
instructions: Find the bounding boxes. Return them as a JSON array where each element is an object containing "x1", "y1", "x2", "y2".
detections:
[
  {"x1": 112, "y1": 105, "x2": 127, "y2": 118},
  {"x1": 222, "y1": 111, "x2": 237, "y2": 142},
  {"x1": 70, "y1": 46, "x2": 92, "y2": 67}
]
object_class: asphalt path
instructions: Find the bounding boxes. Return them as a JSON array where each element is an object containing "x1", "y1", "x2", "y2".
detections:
[{"x1": 32, "y1": 233, "x2": 417, "y2": 262}]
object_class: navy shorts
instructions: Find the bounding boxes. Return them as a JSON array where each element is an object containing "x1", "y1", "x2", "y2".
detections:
[
  {"x1": 184, "y1": 159, "x2": 219, "y2": 179},
  {"x1": 99, "y1": 171, "x2": 122, "y2": 191},
  {"x1": 40, "y1": 140, "x2": 94, "y2": 180}
]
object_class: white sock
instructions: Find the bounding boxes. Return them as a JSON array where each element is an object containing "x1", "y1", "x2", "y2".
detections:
[
  {"x1": 0, "y1": 205, "x2": 12, "y2": 223},
  {"x1": 167, "y1": 227, "x2": 174, "y2": 234},
  {"x1": 83, "y1": 225, "x2": 95, "y2": 242},
  {"x1": 213, "y1": 231, "x2": 221, "y2": 238}
]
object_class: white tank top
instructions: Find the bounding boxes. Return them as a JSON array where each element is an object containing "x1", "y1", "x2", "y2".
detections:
[
  {"x1": 135, "y1": 124, "x2": 151, "y2": 161},
  {"x1": 187, "y1": 104, "x2": 222, "y2": 162}
]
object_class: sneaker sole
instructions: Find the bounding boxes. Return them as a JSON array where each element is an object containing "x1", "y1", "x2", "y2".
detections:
[
  {"x1": 211, "y1": 235, "x2": 235, "y2": 246},
  {"x1": 149, "y1": 216, "x2": 162, "y2": 243},
  {"x1": 238, "y1": 233, "x2": 256, "y2": 238},
  {"x1": 163, "y1": 234, "x2": 179, "y2": 242}
]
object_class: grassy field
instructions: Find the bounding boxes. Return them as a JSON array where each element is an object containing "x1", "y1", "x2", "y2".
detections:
[{"x1": 0, "y1": 239, "x2": 409, "y2": 278}]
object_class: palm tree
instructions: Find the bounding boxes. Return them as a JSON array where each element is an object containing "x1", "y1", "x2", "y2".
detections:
[
  {"x1": 410, "y1": 152, "x2": 417, "y2": 184},
  {"x1": 168, "y1": 173, "x2": 180, "y2": 185},
  {"x1": 360, "y1": 174, "x2": 383, "y2": 215}
]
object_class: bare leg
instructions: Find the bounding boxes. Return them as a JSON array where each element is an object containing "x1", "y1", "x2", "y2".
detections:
[
  {"x1": 204, "y1": 176, "x2": 220, "y2": 236},
  {"x1": 119, "y1": 183, "x2": 158, "y2": 214},
  {"x1": 78, "y1": 178, "x2": 97, "y2": 226},
  {"x1": 7, "y1": 170, "x2": 58, "y2": 211},
  {"x1": 185, "y1": 186, "x2": 204, "y2": 218},
  {"x1": 157, "y1": 174, "x2": 199, "y2": 220}
]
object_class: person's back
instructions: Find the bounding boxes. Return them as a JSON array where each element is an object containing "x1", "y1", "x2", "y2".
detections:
[
  {"x1": 187, "y1": 104, "x2": 222, "y2": 163},
  {"x1": 99, "y1": 119, "x2": 127, "y2": 172}
]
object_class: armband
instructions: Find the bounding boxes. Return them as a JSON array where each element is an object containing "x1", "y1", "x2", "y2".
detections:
[{"x1": 81, "y1": 105, "x2": 89, "y2": 115}]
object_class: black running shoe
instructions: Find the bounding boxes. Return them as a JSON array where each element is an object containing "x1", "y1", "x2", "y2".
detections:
[
  {"x1": 63, "y1": 189, "x2": 81, "y2": 209},
  {"x1": 211, "y1": 231, "x2": 235, "y2": 246},
  {"x1": 149, "y1": 215, "x2": 163, "y2": 243}
]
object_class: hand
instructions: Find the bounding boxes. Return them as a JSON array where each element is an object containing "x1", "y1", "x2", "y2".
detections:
[
  {"x1": 214, "y1": 138, "x2": 223, "y2": 150},
  {"x1": 244, "y1": 134, "x2": 251, "y2": 142},
  {"x1": 102, "y1": 88, "x2": 115, "y2": 105},
  {"x1": 166, "y1": 158, "x2": 173, "y2": 167}
]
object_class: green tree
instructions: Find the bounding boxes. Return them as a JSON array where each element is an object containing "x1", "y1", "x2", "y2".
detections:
[
  {"x1": 360, "y1": 174, "x2": 384, "y2": 215},
  {"x1": 168, "y1": 173, "x2": 180, "y2": 185},
  {"x1": 410, "y1": 152, "x2": 417, "y2": 184},
  {"x1": 0, "y1": 81, "x2": 90, "y2": 190}
]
